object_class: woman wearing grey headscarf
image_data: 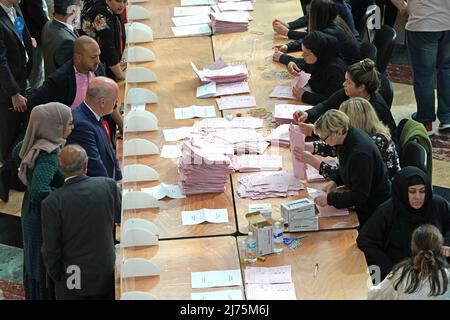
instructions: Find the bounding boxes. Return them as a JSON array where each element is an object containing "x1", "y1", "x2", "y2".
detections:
[{"x1": 16, "y1": 102, "x2": 73, "y2": 300}]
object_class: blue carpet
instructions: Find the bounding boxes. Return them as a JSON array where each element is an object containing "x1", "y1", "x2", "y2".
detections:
[{"x1": 0, "y1": 244, "x2": 23, "y2": 283}]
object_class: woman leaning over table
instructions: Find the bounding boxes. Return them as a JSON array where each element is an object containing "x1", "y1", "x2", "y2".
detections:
[
  {"x1": 295, "y1": 97, "x2": 400, "y2": 181},
  {"x1": 311, "y1": 109, "x2": 391, "y2": 227},
  {"x1": 15, "y1": 102, "x2": 73, "y2": 300}
]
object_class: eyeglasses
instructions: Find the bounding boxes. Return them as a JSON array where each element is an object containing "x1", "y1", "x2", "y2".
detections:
[{"x1": 320, "y1": 134, "x2": 330, "y2": 142}]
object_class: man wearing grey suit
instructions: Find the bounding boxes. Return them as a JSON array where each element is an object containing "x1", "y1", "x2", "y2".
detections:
[
  {"x1": 41, "y1": 144, "x2": 121, "y2": 300},
  {"x1": 42, "y1": 0, "x2": 81, "y2": 77}
]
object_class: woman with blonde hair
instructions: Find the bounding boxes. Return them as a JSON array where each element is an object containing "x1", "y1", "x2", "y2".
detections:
[
  {"x1": 295, "y1": 97, "x2": 400, "y2": 180},
  {"x1": 308, "y1": 109, "x2": 391, "y2": 226},
  {"x1": 368, "y1": 224, "x2": 450, "y2": 300}
]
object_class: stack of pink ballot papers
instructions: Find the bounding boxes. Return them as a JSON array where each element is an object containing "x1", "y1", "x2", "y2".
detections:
[
  {"x1": 193, "y1": 116, "x2": 263, "y2": 131},
  {"x1": 211, "y1": 11, "x2": 249, "y2": 34},
  {"x1": 203, "y1": 64, "x2": 249, "y2": 83},
  {"x1": 178, "y1": 141, "x2": 234, "y2": 195},
  {"x1": 238, "y1": 172, "x2": 304, "y2": 200},
  {"x1": 273, "y1": 104, "x2": 313, "y2": 125},
  {"x1": 265, "y1": 124, "x2": 290, "y2": 147},
  {"x1": 232, "y1": 154, "x2": 283, "y2": 172},
  {"x1": 289, "y1": 124, "x2": 306, "y2": 180}
]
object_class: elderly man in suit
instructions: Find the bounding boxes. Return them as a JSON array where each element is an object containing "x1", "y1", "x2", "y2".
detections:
[
  {"x1": 42, "y1": 0, "x2": 81, "y2": 77},
  {"x1": 0, "y1": 0, "x2": 34, "y2": 201},
  {"x1": 66, "y1": 76, "x2": 122, "y2": 181},
  {"x1": 41, "y1": 144, "x2": 121, "y2": 300}
]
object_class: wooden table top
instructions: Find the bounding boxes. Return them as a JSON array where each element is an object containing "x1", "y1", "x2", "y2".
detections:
[
  {"x1": 117, "y1": 236, "x2": 244, "y2": 299},
  {"x1": 239, "y1": 230, "x2": 370, "y2": 300}
]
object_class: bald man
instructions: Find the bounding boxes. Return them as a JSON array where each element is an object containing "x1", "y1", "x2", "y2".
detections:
[
  {"x1": 41, "y1": 144, "x2": 121, "y2": 300},
  {"x1": 66, "y1": 77, "x2": 122, "y2": 181}
]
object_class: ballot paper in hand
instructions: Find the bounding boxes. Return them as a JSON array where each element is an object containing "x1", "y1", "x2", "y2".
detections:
[
  {"x1": 181, "y1": 208, "x2": 229, "y2": 225},
  {"x1": 141, "y1": 183, "x2": 186, "y2": 200},
  {"x1": 191, "y1": 269, "x2": 243, "y2": 289},
  {"x1": 269, "y1": 86, "x2": 296, "y2": 100},
  {"x1": 273, "y1": 104, "x2": 313, "y2": 124},
  {"x1": 160, "y1": 145, "x2": 182, "y2": 158},
  {"x1": 244, "y1": 266, "x2": 292, "y2": 284},
  {"x1": 289, "y1": 124, "x2": 306, "y2": 180},
  {"x1": 174, "y1": 105, "x2": 216, "y2": 119},
  {"x1": 216, "y1": 95, "x2": 256, "y2": 110},
  {"x1": 292, "y1": 71, "x2": 311, "y2": 88}
]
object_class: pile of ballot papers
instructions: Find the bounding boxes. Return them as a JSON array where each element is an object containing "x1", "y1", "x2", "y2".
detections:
[
  {"x1": 178, "y1": 141, "x2": 234, "y2": 195},
  {"x1": 211, "y1": 11, "x2": 250, "y2": 34},
  {"x1": 273, "y1": 104, "x2": 312, "y2": 126},
  {"x1": 238, "y1": 172, "x2": 304, "y2": 200},
  {"x1": 265, "y1": 124, "x2": 290, "y2": 147},
  {"x1": 232, "y1": 154, "x2": 282, "y2": 172}
]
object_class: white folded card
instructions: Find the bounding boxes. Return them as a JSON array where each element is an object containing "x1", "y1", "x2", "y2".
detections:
[
  {"x1": 162, "y1": 127, "x2": 192, "y2": 141},
  {"x1": 126, "y1": 87, "x2": 158, "y2": 104},
  {"x1": 181, "y1": 0, "x2": 216, "y2": 6},
  {"x1": 174, "y1": 105, "x2": 216, "y2": 119},
  {"x1": 273, "y1": 103, "x2": 312, "y2": 120},
  {"x1": 121, "y1": 218, "x2": 159, "y2": 248},
  {"x1": 172, "y1": 15, "x2": 211, "y2": 27},
  {"x1": 244, "y1": 266, "x2": 292, "y2": 284},
  {"x1": 123, "y1": 164, "x2": 160, "y2": 182},
  {"x1": 191, "y1": 269, "x2": 243, "y2": 288},
  {"x1": 181, "y1": 208, "x2": 228, "y2": 225},
  {"x1": 196, "y1": 82, "x2": 216, "y2": 99},
  {"x1": 173, "y1": 6, "x2": 211, "y2": 17},
  {"x1": 191, "y1": 290, "x2": 243, "y2": 300},
  {"x1": 123, "y1": 138, "x2": 159, "y2": 156},
  {"x1": 171, "y1": 24, "x2": 212, "y2": 37},
  {"x1": 124, "y1": 46, "x2": 155, "y2": 63},
  {"x1": 121, "y1": 291, "x2": 157, "y2": 300},
  {"x1": 141, "y1": 183, "x2": 186, "y2": 200},
  {"x1": 160, "y1": 144, "x2": 182, "y2": 158},
  {"x1": 127, "y1": 5, "x2": 151, "y2": 20},
  {"x1": 124, "y1": 110, "x2": 158, "y2": 132},
  {"x1": 216, "y1": 95, "x2": 256, "y2": 110},
  {"x1": 126, "y1": 22, "x2": 154, "y2": 43},
  {"x1": 126, "y1": 67, "x2": 157, "y2": 83},
  {"x1": 122, "y1": 191, "x2": 160, "y2": 210},
  {"x1": 121, "y1": 258, "x2": 160, "y2": 278}
]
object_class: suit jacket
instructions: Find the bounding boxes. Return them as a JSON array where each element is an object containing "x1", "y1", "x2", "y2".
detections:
[
  {"x1": 0, "y1": 4, "x2": 33, "y2": 108},
  {"x1": 42, "y1": 19, "x2": 77, "y2": 77},
  {"x1": 19, "y1": 0, "x2": 49, "y2": 44},
  {"x1": 41, "y1": 175, "x2": 121, "y2": 296},
  {"x1": 66, "y1": 102, "x2": 122, "y2": 181}
]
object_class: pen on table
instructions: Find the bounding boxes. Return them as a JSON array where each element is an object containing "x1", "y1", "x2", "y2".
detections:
[{"x1": 314, "y1": 263, "x2": 319, "y2": 278}]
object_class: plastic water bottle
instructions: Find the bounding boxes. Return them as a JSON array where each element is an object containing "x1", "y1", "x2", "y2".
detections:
[
  {"x1": 273, "y1": 221, "x2": 284, "y2": 253},
  {"x1": 238, "y1": 240, "x2": 247, "y2": 264},
  {"x1": 246, "y1": 231, "x2": 257, "y2": 263}
]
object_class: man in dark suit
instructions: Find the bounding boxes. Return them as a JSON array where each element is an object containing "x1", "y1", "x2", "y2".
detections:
[
  {"x1": 41, "y1": 144, "x2": 121, "y2": 300},
  {"x1": 19, "y1": 0, "x2": 49, "y2": 88},
  {"x1": 0, "y1": 0, "x2": 34, "y2": 201},
  {"x1": 66, "y1": 76, "x2": 122, "y2": 181},
  {"x1": 42, "y1": 0, "x2": 81, "y2": 77}
]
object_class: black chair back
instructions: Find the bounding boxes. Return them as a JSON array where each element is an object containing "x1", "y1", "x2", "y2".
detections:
[
  {"x1": 401, "y1": 140, "x2": 428, "y2": 174},
  {"x1": 378, "y1": 73, "x2": 394, "y2": 110},
  {"x1": 360, "y1": 41, "x2": 377, "y2": 61},
  {"x1": 372, "y1": 25, "x2": 397, "y2": 73}
]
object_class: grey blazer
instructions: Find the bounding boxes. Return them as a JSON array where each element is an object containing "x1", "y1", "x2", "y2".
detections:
[{"x1": 42, "y1": 19, "x2": 77, "y2": 77}]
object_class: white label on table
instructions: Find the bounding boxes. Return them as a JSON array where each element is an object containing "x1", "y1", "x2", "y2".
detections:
[
  {"x1": 244, "y1": 266, "x2": 292, "y2": 284},
  {"x1": 162, "y1": 127, "x2": 192, "y2": 141},
  {"x1": 181, "y1": 208, "x2": 229, "y2": 225},
  {"x1": 191, "y1": 269, "x2": 242, "y2": 289},
  {"x1": 246, "y1": 283, "x2": 296, "y2": 300},
  {"x1": 191, "y1": 290, "x2": 243, "y2": 300},
  {"x1": 160, "y1": 145, "x2": 182, "y2": 158}
]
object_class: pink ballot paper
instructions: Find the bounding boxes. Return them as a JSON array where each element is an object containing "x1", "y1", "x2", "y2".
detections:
[
  {"x1": 292, "y1": 71, "x2": 311, "y2": 88},
  {"x1": 289, "y1": 124, "x2": 306, "y2": 180}
]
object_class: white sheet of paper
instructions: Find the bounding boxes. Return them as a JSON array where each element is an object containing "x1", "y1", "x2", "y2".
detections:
[
  {"x1": 204, "y1": 208, "x2": 229, "y2": 223},
  {"x1": 173, "y1": 6, "x2": 211, "y2": 17},
  {"x1": 244, "y1": 266, "x2": 292, "y2": 284},
  {"x1": 172, "y1": 14, "x2": 211, "y2": 27},
  {"x1": 246, "y1": 283, "x2": 296, "y2": 300},
  {"x1": 191, "y1": 290, "x2": 243, "y2": 300},
  {"x1": 197, "y1": 82, "x2": 217, "y2": 98},
  {"x1": 142, "y1": 183, "x2": 185, "y2": 200},
  {"x1": 160, "y1": 145, "x2": 182, "y2": 158},
  {"x1": 181, "y1": 208, "x2": 228, "y2": 225},
  {"x1": 172, "y1": 24, "x2": 212, "y2": 37},
  {"x1": 163, "y1": 127, "x2": 192, "y2": 141},
  {"x1": 217, "y1": 1, "x2": 253, "y2": 11},
  {"x1": 269, "y1": 86, "x2": 296, "y2": 100},
  {"x1": 215, "y1": 81, "x2": 250, "y2": 96},
  {"x1": 191, "y1": 269, "x2": 242, "y2": 289},
  {"x1": 216, "y1": 95, "x2": 256, "y2": 110},
  {"x1": 181, "y1": 0, "x2": 216, "y2": 6},
  {"x1": 174, "y1": 105, "x2": 216, "y2": 119},
  {"x1": 273, "y1": 104, "x2": 312, "y2": 120},
  {"x1": 131, "y1": 103, "x2": 146, "y2": 111}
]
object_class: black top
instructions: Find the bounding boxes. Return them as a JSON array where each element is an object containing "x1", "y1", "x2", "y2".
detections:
[
  {"x1": 357, "y1": 167, "x2": 450, "y2": 280},
  {"x1": 326, "y1": 127, "x2": 391, "y2": 226},
  {"x1": 305, "y1": 89, "x2": 398, "y2": 143},
  {"x1": 19, "y1": 0, "x2": 49, "y2": 44}
]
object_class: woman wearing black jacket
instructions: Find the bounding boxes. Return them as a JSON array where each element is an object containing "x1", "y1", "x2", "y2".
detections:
[
  {"x1": 294, "y1": 58, "x2": 398, "y2": 143},
  {"x1": 274, "y1": 31, "x2": 346, "y2": 105},
  {"x1": 357, "y1": 167, "x2": 450, "y2": 281},
  {"x1": 312, "y1": 110, "x2": 391, "y2": 227}
]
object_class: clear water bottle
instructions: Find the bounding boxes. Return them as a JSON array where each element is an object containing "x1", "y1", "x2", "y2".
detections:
[
  {"x1": 273, "y1": 221, "x2": 284, "y2": 253},
  {"x1": 246, "y1": 231, "x2": 257, "y2": 263},
  {"x1": 238, "y1": 240, "x2": 247, "y2": 264}
]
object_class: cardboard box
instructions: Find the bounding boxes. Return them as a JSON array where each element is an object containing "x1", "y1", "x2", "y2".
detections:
[
  {"x1": 245, "y1": 211, "x2": 273, "y2": 256},
  {"x1": 281, "y1": 198, "x2": 318, "y2": 232}
]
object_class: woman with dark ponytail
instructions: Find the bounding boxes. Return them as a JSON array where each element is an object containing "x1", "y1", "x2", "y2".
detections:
[{"x1": 369, "y1": 224, "x2": 450, "y2": 299}]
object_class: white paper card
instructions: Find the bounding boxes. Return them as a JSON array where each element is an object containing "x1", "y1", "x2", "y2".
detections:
[
  {"x1": 244, "y1": 266, "x2": 292, "y2": 284},
  {"x1": 181, "y1": 0, "x2": 216, "y2": 6},
  {"x1": 162, "y1": 127, "x2": 192, "y2": 141},
  {"x1": 141, "y1": 183, "x2": 186, "y2": 200},
  {"x1": 191, "y1": 290, "x2": 243, "y2": 300},
  {"x1": 216, "y1": 95, "x2": 256, "y2": 110},
  {"x1": 172, "y1": 15, "x2": 211, "y2": 27},
  {"x1": 172, "y1": 24, "x2": 212, "y2": 37},
  {"x1": 181, "y1": 208, "x2": 228, "y2": 225},
  {"x1": 269, "y1": 86, "x2": 295, "y2": 100},
  {"x1": 174, "y1": 6, "x2": 211, "y2": 17},
  {"x1": 274, "y1": 104, "x2": 312, "y2": 120},
  {"x1": 160, "y1": 145, "x2": 182, "y2": 158},
  {"x1": 197, "y1": 82, "x2": 217, "y2": 98},
  {"x1": 174, "y1": 105, "x2": 216, "y2": 119},
  {"x1": 246, "y1": 283, "x2": 296, "y2": 300},
  {"x1": 191, "y1": 269, "x2": 242, "y2": 289}
]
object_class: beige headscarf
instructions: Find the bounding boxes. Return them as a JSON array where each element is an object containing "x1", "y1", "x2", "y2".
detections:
[{"x1": 19, "y1": 102, "x2": 72, "y2": 185}]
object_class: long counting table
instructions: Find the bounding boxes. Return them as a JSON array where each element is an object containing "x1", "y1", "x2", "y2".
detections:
[{"x1": 117, "y1": 0, "x2": 370, "y2": 300}]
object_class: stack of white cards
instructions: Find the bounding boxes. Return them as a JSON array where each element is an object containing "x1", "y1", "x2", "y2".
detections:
[
  {"x1": 265, "y1": 124, "x2": 290, "y2": 147},
  {"x1": 178, "y1": 141, "x2": 234, "y2": 195},
  {"x1": 237, "y1": 172, "x2": 304, "y2": 200},
  {"x1": 211, "y1": 11, "x2": 249, "y2": 34}
]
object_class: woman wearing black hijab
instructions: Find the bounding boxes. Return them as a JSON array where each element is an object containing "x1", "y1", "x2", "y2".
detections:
[
  {"x1": 274, "y1": 31, "x2": 346, "y2": 105},
  {"x1": 357, "y1": 167, "x2": 450, "y2": 281}
]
